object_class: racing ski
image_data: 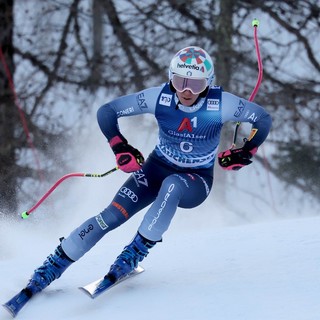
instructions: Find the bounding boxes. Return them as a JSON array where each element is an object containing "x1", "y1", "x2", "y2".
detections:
[{"x1": 79, "y1": 265, "x2": 144, "y2": 299}]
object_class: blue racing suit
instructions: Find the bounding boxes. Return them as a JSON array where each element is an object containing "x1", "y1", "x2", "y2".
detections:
[{"x1": 61, "y1": 83, "x2": 272, "y2": 261}]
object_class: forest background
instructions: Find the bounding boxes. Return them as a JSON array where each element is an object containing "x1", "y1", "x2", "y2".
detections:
[{"x1": 0, "y1": 0, "x2": 319, "y2": 218}]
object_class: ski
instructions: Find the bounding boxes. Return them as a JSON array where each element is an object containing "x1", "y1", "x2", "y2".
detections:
[
  {"x1": 3, "y1": 288, "x2": 33, "y2": 318},
  {"x1": 3, "y1": 266, "x2": 144, "y2": 317},
  {"x1": 79, "y1": 265, "x2": 144, "y2": 299}
]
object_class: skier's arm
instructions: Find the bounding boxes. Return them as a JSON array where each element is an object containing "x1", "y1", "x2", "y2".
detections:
[
  {"x1": 97, "y1": 86, "x2": 161, "y2": 141},
  {"x1": 96, "y1": 86, "x2": 162, "y2": 172},
  {"x1": 221, "y1": 91, "x2": 272, "y2": 150},
  {"x1": 219, "y1": 92, "x2": 272, "y2": 170}
]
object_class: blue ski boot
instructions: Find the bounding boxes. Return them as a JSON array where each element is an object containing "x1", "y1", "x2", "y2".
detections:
[
  {"x1": 107, "y1": 233, "x2": 156, "y2": 282},
  {"x1": 3, "y1": 244, "x2": 74, "y2": 317},
  {"x1": 25, "y1": 244, "x2": 74, "y2": 296}
]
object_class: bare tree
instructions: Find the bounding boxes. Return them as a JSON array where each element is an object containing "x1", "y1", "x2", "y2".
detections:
[
  {"x1": 237, "y1": 0, "x2": 320, "y2": 198},
  {"x1": 0, "y1": 0, "x2": 319, "y2": 216}
]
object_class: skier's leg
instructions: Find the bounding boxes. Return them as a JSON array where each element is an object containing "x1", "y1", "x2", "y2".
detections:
[
  {"x1": 60, "y1": 168, "x2": 157, "y2": 262},
  {"x1": 25, "y1": 163, "x2": 157, "y2": 294},
  {"x1": 138, "y1": 172, "x2": 212, "y2": 241},
  {"x1": 107, "y1": 172, "x2": 213, "y2": 280}
]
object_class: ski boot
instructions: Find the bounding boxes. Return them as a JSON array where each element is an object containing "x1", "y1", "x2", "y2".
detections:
[
  {"x1": 107, "y1": 233, "x2": 156, "y2": 282},
  {"x1": 25, "y1": 244, "x2": 74, "y2": 296},
  {"x1": 3, "y1": 244, "x2": 74, "y2": 317}
]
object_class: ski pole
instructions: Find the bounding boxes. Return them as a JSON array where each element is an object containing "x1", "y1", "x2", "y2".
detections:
[
  {"x1": 232, "y1": 18, "x2": 263, "y2": 148},
  {"x1": 21, "y1": 166, "x2": 118, "y2": 219}
]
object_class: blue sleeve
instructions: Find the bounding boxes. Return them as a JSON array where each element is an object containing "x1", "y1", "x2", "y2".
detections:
[
  {"x1": 97, "y1": 86, "x2": 162, "y2": 141},
  {"x1": 221, "y1": 92, "x2": 272, "y2": 149}
]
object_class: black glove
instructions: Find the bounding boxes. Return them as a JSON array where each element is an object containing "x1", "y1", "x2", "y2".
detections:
[
  {"x1": 109, "y1": 136, "x2": 144, "y2": 172},
  {"x1": 218, "y1": 147, "x2": 257, "y2": 171}
]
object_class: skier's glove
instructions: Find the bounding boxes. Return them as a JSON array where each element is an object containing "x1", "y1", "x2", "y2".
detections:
[
  {"x1": 218, "y1": 147, "x2": 258, "y2": 171},
  {"x1": 109, "y1": 136, "x2": 144, "y2": 173}
]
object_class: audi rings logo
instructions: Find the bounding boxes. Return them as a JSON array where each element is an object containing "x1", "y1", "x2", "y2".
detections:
[{"x1": 120, "y1": 187, "x2": 138, "y2": 202}]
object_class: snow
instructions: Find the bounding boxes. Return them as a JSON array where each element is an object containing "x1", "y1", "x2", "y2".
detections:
[
  {"x1": 1, "y1": 212, "x2": 320, "y2": 319},
  {"x1": 1, "y1": 119, "x2": 320, "y2": 319}
]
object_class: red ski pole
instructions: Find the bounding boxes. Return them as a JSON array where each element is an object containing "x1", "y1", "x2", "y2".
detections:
[
  {"x1": 232, "y1": 18, "x2": 263, "y2": 148},
  {"x1": 21, "y1": 167, "x2": 118, "y2": 219}
]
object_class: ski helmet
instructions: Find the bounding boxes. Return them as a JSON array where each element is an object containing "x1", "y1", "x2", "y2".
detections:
[{"x1": 169, "y1": 46, "x2": 215, "y2": 94}]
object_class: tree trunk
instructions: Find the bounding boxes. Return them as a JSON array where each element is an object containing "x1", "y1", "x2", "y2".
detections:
[
  {"x1": 0, "y1": 0, "x2": 18, "y2": 214},
  {"x1": 90, "y1": 0, "x2": 104, "y2": 89},
  {"x1": 214, "y1": 0, "x2": 235, "y2": 201}
]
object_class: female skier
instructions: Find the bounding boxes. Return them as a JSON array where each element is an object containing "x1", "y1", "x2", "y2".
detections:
[{"x1": 7, "y1": 46, "x2": 271, "y2": 307}]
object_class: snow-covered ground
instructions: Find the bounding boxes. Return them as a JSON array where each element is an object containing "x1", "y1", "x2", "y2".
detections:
[
  {"x1": 1, "y1": 118, "x2": 320, "y2": 319},
  {"x1": 1, "y1": 211, "x2": 320, "y2": 320}
]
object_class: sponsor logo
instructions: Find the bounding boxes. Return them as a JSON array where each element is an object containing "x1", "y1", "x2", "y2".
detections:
[
  {"x1": 117, "y1": 107, "x2": 134, "y2": 117},
  {"x1": 79, "y1": 224, "x2": 94, "y2": 240},
  {"x1": 159, "y1": 93, "x2": 172, "y2": 106},
  {"x1": 234, "y1": 100, "x2": 246, "y2": 117},
  {"x1": 247, "y1": 112, "x2": 258, "y2": 122},
  {"x1": 157, "y1": 142, "x2": 217, "y2": 167},
  {"x1": 118, "y1": 154, "x2": 131, "y2": 165},
  {"x1": 178, "y1": 117, "x2": 193, "y2": 132},
  {"x1": 207, "y1": 99, "x2": 220, "y2": 111},
  {"x1": 133, "y1": 170, "x2": 148, "y2": 187},
  {"x1": 112, "y1": 201, "x2": 129, "y2": 219},
  {"x1": 167, "y1": 130, "x2": 206, "y2": 139},
  {"x1": 119, "y1": 187, "x2": 138, "y2": 203},
  {"x1": 136, "y1": 92, "x2": 148, "y2": 110},
  {"x1": 148, "y1": 184, "x2": 175, "y2": 231},
  {"x1": 177, "y1": 63, "x2": 201, "y2": 70},
  {"x1": 95, "y1": 214, "x2": 108, "y2": 231}
]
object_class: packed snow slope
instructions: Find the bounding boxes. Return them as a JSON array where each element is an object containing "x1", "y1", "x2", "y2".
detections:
[{"x1": 1, "y1": 211, "x2": 320, "y2": 320}]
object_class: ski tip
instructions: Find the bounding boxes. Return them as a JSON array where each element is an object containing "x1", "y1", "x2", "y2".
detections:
[
  {"x1": 78, "y1": 287, "x2": 95, "y2": 299},
  {"x1": 2, "y1": 303, "x2": 17, "y2": 318}
]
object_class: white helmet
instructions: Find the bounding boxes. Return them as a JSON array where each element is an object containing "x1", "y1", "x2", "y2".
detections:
[{"x1": 169, "y1": 46, "x2": 215, "y2": 90}]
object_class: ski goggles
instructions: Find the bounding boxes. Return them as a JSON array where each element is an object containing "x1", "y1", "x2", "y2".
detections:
[{"x1": 171, "y1": 74, "x2": 207, "y2": 95}]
